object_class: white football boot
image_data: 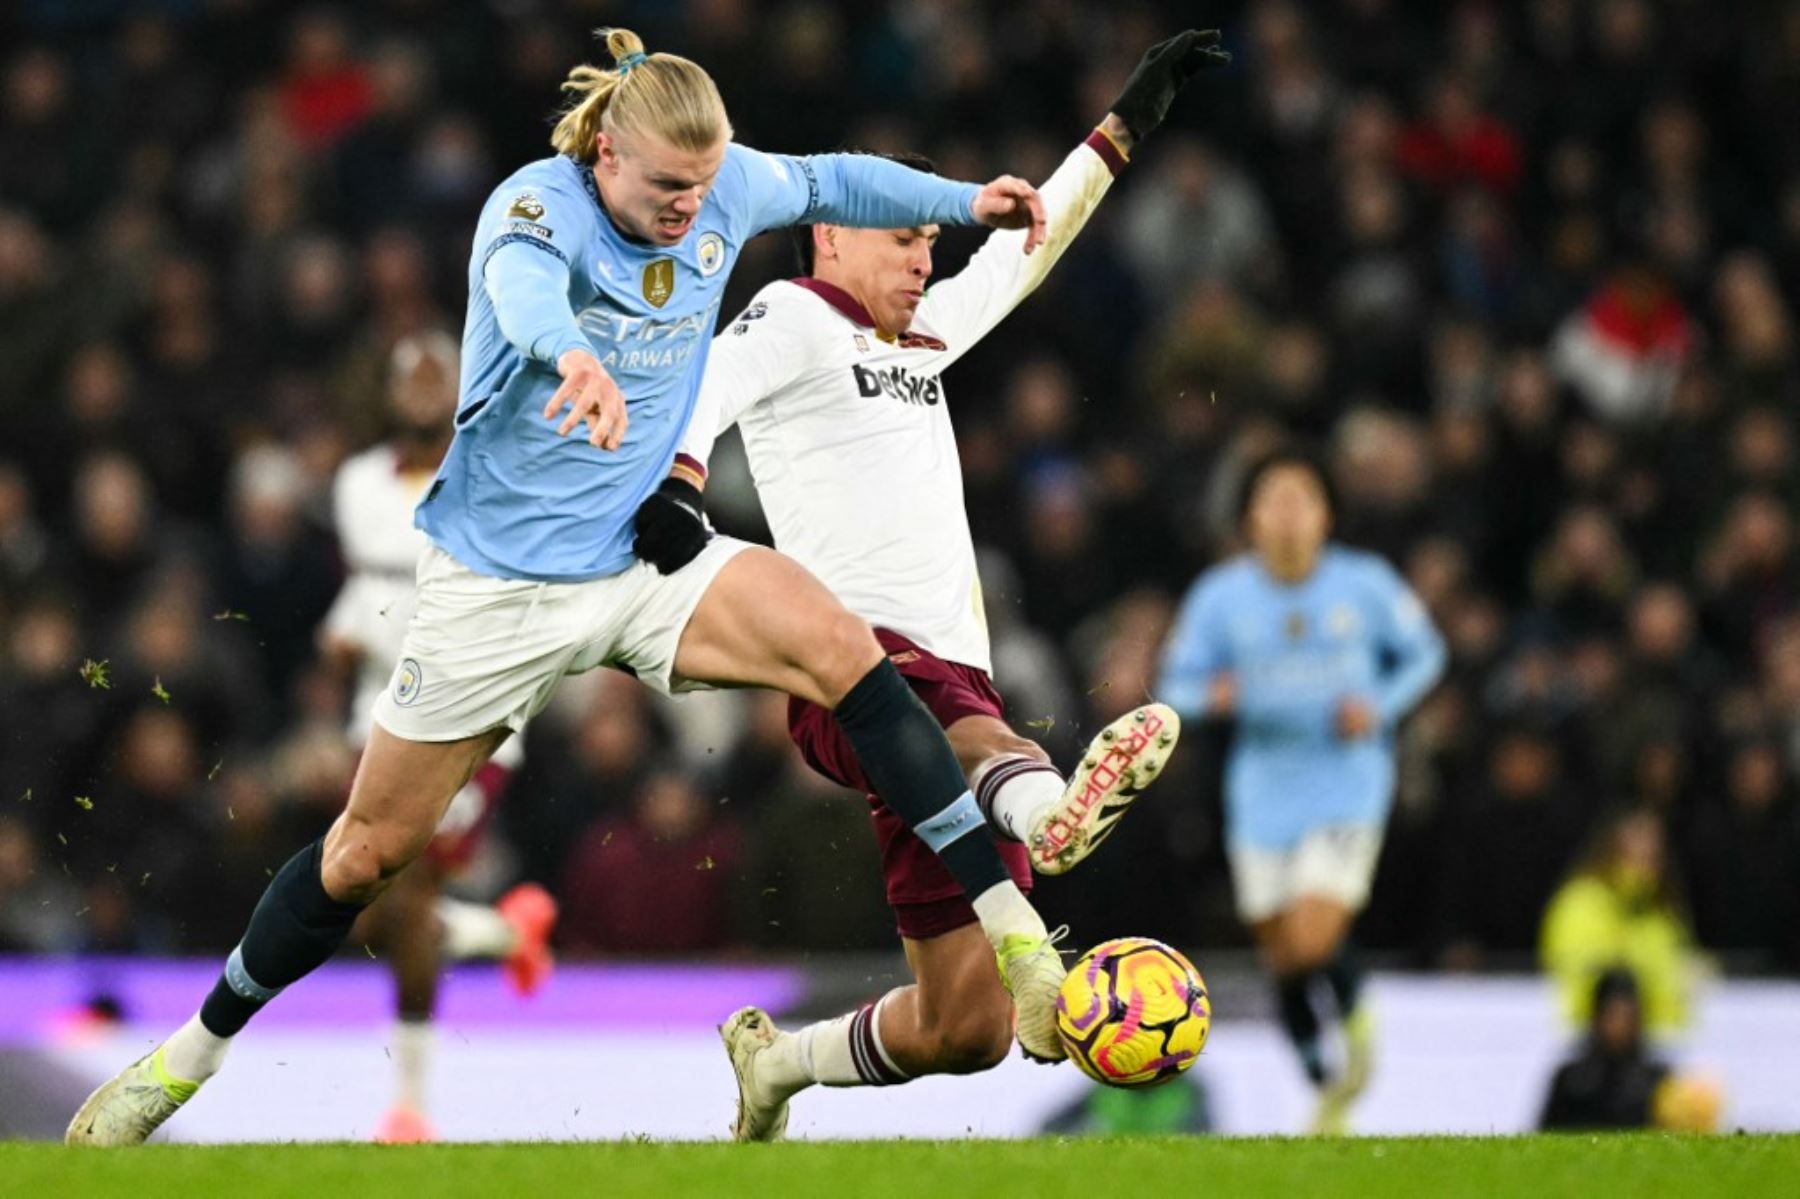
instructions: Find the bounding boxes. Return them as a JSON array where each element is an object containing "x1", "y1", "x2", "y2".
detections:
[
  {"x1": 719, "y1": 1006, "x2": 792, "y2": 1142},
  {"x1": 65, "y1": 1047, "x2": 200, "y2": 1146},
  {"x1": 1029, "y1": 704, "x2": 1181, "y2": 876},
  {"x1": 998, "y1": 926, "x2": 1071, "y2": 1062}
]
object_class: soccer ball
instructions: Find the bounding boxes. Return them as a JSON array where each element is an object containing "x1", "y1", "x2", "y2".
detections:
[{"x1": 1055, "y1": 936, "x2": 1210, "y2": 1087}]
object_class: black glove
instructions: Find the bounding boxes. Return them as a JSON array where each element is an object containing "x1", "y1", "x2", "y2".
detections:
[
  {"x1": 632, "y1": 477, "x2": 708, "y2": 574},
  {"x1": 1109, "y1": 29, "x2": 1232, "y2": 142}
]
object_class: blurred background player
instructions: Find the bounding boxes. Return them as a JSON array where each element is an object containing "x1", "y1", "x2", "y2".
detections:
[
  {"x1": 1159, "y1": 448, "x2": 1446, "y2": 1132},
  {"x1": 641, "y1": 30, "x2": 1230, "y2": 1141},
  {"x1": 68, "y1": 27, "x2": 1067, "y2": 1146},
  {"x1": 318, "y1": 331, "x2": 557, "y2": 1143}
]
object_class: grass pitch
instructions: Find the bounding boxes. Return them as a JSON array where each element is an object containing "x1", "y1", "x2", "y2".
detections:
[{"x1": 5, "y1": 1134, "x2": 1795, "y2": 1198}]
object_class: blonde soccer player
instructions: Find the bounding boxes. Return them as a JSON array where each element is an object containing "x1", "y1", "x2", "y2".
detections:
[{"x1": 70, "y1": 28, "x2": 1074, "y2": 1145}]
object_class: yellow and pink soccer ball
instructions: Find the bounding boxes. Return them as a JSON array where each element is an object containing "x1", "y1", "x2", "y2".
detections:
[{"x1": 1055, "y1": 936, "x2": 1210, "y2": 1087}]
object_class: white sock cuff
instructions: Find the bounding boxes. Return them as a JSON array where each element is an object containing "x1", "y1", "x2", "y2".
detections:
[
  {"x1": 971, "y1": 881, "x2": 1048, "y2": 948},
  {"x1": 848, "y1": 1000, "x2": 907, "y2": 1086},
  {"x1": 162, "y1": 1012, "x2": 232, "y2": 1083},
  {"x1": 869, "y1": 992, "x2": 909, "y2": 1082},
  {"x1": 971, "y1": 753, "x2": 1059, "y2": 793},
  {"x1": 972, "y1": 755, "x2": 1065, "y2": 842},
  {"x1": 436, "y1": 896, "x2": 518, "y2": 960}
]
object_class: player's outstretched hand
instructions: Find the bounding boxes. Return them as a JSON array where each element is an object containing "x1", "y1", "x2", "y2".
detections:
[
  {"x1": 545, "y1": 348, "x2": 629, "y2": 450},
  {"x1": 632, "y1": 477, "x2": 709, "y2": 574},
  {"x1": 1334, "y1": 696, "x2": 1378, "y2": 741},
  {"x1": 972, "y1": 176, "x2": 1048, "y2": 254},
  {"x1": 1110, "y1": 29, "x2": 1232, "y2": 142}
]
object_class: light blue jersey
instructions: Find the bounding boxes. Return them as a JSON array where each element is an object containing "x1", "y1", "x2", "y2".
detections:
[
  {"x1": 1159, "y1": 545, "x2": 1446, "y2": 850},
  {"x1": 417, "y1": 146, "x2": 982, "y2": 582}
]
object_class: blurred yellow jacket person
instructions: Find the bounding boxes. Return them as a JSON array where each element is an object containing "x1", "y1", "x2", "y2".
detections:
[{"x1": 1540, "y1": 809, "x2": 1695, "y2": 1033}]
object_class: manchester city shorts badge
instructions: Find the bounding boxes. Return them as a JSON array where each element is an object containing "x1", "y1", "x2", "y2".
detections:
[{"x1": 393, "y1": 658, "x2": 424, "y2": 706}]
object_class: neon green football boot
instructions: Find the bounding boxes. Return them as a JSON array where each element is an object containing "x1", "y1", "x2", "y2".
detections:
[
  {"x1": 66, "y1": 1046, "x2": 201, "y2": 1146},
  {"x1": 998, "y1": 927, "x2": 1070, "y2": 1063}
]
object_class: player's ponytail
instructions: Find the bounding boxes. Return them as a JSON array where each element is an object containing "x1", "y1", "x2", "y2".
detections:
[{"x1": 550, "y1": 28, "x2": 732, "y2": 163}]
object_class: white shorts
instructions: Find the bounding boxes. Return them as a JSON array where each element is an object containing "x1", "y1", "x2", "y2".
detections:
[
  {"x1": 372, "y1": 538, "x2": 751, "y2": 743},
  {"x1": 1230, "y1": 825, "x2": 1384, "y2": 924}
]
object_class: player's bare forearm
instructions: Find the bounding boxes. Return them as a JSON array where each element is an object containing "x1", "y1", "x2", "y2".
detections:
[{"x1": 1100, "y1": 113, "x2": 1136, "y2": 153}]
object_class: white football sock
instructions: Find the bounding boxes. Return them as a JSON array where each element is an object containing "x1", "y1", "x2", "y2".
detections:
[
  {"x1": 162, "y1": 1013, "x2": 232, "y2": 1083},
  {"x1": 971, "y1": 881, "x2": 1049, "y2": 949},
  {"x1": 435, "y1": 897, "x2": 517, "y2": 960},
  {"x1": 751, "y1": 1021, "x2": 815, "y2": 1099},
  {"x1": 764, "y1": 995, "x2": 908, "y2": 1097},
  {"x1": 970, "y1": 755, "x2": 1067, "y2": 841},
  {"x1": 391, "y1": 1019, "x2": 433, "y2": 1113},
  {"x1": 795, "y1": 1011, "x2": 858, "y2": 1088}
]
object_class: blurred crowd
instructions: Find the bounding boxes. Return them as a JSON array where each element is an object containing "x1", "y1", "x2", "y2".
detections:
[{"x1": 2, "y1": 0, "x2": 1799, "y2": 990}]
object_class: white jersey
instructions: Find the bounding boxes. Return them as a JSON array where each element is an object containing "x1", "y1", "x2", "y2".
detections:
[
  {"x1": 322, "y1": 444, "x2": 439, "y2": 744},
  {"x1": 322, "y1": 444, "x2": 527, "y2": 770},
  {"x1": 681, "y1": 134, "x2": 1125, "y2": 674}
]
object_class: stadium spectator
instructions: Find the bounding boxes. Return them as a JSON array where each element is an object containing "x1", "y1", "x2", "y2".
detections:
[
  {"x1": 1539, "y1": 967, "x2": 1670, "y2": 1131},
  {"x1": 1684, "y1": 737, "x2": 1800, "y2": 969},
  {"x1": 1540, "y1": 808, "x2": 1697, "y2": 1034},
  {"x1": 558, "y1": 770, "x2": 747, "y2": 955},
  {"x1": 215, "y1": 443, "x2": 340, "y2": 704},
  {"x1": 1440, "y1": 725, "x2": 1585, "y2": 965},
  {"x1": 277, "y1": 10, "x2": 374, "y2": 152},
  {"x1": 1395, "y1": 74, "x2": 1522, "y2": 200},
  {"x1": 0, "y1": 814, "x2": 80, "y2": 952},
  {"x1": 0, "y1": 462, "x2": 48, "y2": 599}
]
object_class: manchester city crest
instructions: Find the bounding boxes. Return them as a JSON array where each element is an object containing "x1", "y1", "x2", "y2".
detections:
[
  {"x1": 392, "y1": 657, "x2": 424, "y2": 706},
  {"x1": 697, "y1": 231, "x2": 726, "y2": 276}
]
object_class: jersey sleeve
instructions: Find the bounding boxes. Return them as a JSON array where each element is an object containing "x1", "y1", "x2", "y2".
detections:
[
  {"x1": 677, "y1": 290, "x2": 819, "y2": 472},
  {"x1": 1159, "y1": 570, "x2": 1233, "y2": 719},
  {"x1": 1363, "y1": 557, "x2": 1447, "y2": 725},
  {"x1": 723, "y1": 143, "x2": 980, "y2": 239},
  {"x1": 477, "y1": 170, "x2": 592, "y2": 367},
  {"x1": 916, "y1": 133, "x2": 1124, "y2": 366}
]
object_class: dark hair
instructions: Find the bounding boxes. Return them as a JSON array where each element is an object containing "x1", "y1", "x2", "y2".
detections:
[
  {"x1": 1236, "y1": 444, "x2": 1339, "y2": 527},
  {"x1": 1568, "y1": 805, "x2": 1689, "y2": 920},
  {"x1": 1592, "y1": 965, "x2": 1641, "y2": 1012},
  {"x1": 792, "y1": 149, "x2": 939, "y2": 275}
]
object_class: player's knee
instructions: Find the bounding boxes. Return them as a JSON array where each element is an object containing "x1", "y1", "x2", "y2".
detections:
[
  {"x1": 1283, "y1": 929, "x2": 1339, "y2": 976},
  {"x1": 809, "y1": 609, "x2": 882, "y2": 703},
  {"x1": 950, "y1": 720, "x2": 1051, "y2": 780},
  {"x1": 321, "y1": 818, "x2": 425, "y2": 905},
  {"x1": 930, "y1": 1001, "x2": 1015, "y2": 1074},
  {"x1": 985, "y1": 731, "x2": 1050, "y2": 767}
]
